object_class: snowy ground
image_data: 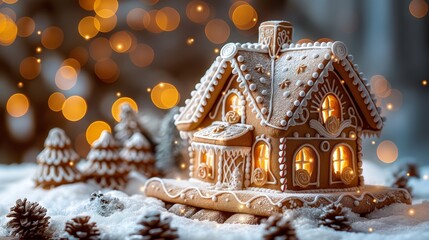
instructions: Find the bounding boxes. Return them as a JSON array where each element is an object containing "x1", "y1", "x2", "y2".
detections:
[{"x1": 0, "y1": 162, "x2": 428, "y2": 240}]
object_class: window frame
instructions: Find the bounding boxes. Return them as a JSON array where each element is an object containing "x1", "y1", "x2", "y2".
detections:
[
  {"x1": 251, "y1": 137, "x2": 276, "y2": 186},
  {"x1": 329, "y1": 143, "x2": 355, "y2": 184},
  {"x1": 320, "y1": 93, "x2": 342, "y2": 123},
  {"x1": 222, "y1": 88, "x2": 245, "y2": 124},
  {"x1": 292, "y1": 144, "x2": 320, "y2": 187}
]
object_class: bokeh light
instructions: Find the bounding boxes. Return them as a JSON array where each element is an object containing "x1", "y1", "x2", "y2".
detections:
[
  {"x1": 186, "y1": 0, "x2": 210, "y2": 24},
  {"x1": 144, "y1": 10, "x2": 162, "y2": 33},
  {"x1": 111, "y1": 97, "x2": 138, "y2": 122},
  {"x1": 78, "y1": 16, "x2": 100, "y2": 39},
  {"x1": 129, "y1": 43, "x2": 154, "y2": 68},
  {"x1": 127, "y1": 8, "x2": 149, "y2": 30},
  {"x1": 89, "y1": 37, "x2": 112, "y2": 60},
  {"x1": 186, "y1": 37, "x2": 195, "y2": 45},
  {"x1": 317, "y1": 38, "x2": 334, "y2": 43},
  {"x1": 19, "y1": 57, "x2": 41, "y2": 80},
  {"x1": 6, "y1": 93, "x2": 29, "y2": 118},
  {"x1": 109, "y1": 31, "x2": 134, "y2": 53},
  {"x1": 156, "y1": 7, "x2": 180, "y2": 32},
  {"x1": 86, "y1": 121, "x2": 111, "y2": 145},
  {"x1": 62, "y1": 95, "x2": 87, "y2": 121},
  {"x1": 422, "y1": 80, "x2": 428, "y2": 86},
  {"x1": 205, "y1": 19, "x2": 230, "y2": 44},
  {"x1": 0, "y1": 7, "x2": 16, "y2": 21},
  {"x1": 94, "y1": 0, "x2": 118, "y2": 18},
  {"x1": 2, "y1": 0, "x2": 18, "y2": 4},
  {"x1": 41, "y1": 26, "x2": 64, "y2": 49},
  {"x1": 95, "y1": 58, "x2": 119, "y2": 83},
  {"x1": 96, "y1": 14, "x2": 117, "y2": 33},
  {"x1": 16, "y1": 16, "x2": 35, "y2": 37},
  {"x1": 48, "y1": 92, "x2": 66, "y2": 112},
  {"x1": 370, "y1": 75, "x2": 391, "y2": 98},
  {"x1": 377, "y1": 140, "x2": 399, "y2": 163},
  {"x1": 409, "y1": 0, "x2": 428, "y2": 18},
  {"x1": 231, "y1": 3, "x2": 258, "y2": 30},
  {"x1": 151, "y1": 83, "x2": 180, "y2": 109},
  {"x1": 62, "y1": 58, "x2": 81, "y2": 72},
  {"x1": 69, "y1": 46, "x2": 89, "y2": 66},
  {"x1": 55, "y1": 66, "x2": 78, "y2": 90},
  {"x1": 79, "y1": 0, "x2": 95, "y2": 11},
  {"x1": 384, "y1": 89, "x2": 403, "y2": 111},
  {"x1": 0, "y1": 13, "x2": 17, "y2": 46}
]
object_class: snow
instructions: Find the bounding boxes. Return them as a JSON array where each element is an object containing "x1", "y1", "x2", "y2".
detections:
[{"x1": 0, "y1": 162, "x2": 428, "y2": 240}]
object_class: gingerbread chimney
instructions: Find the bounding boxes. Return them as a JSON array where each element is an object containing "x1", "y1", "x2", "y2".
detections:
[{"x1": 258, "y1": 21, "x2": 293, "y2": 58}]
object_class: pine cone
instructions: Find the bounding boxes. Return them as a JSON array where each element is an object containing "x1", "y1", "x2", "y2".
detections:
[
  {"x1": 130, "y1": 210, "x2": 179, "y2": 240},
  {"x1": 6, "y1": 198, "x2": 51, "y2": 239},
  {"x1": 263, "y1": 214, "x2": 297, "y2": 240},
  {"x1": 318, "y1": 203, "x2": 351, "y2": 231},
  {"x1": 65, "y1": 216, "x2": 100, "y2": 240}
]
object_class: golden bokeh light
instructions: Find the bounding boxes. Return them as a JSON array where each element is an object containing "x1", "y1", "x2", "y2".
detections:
[
  {"x1": 3, "y1": 0, "x2": 19, "y2": 4},
  {"x1": 231, "y1": 3, "x2": 258, "y2": 30},
  {"x1": 62, "y1": 58, "x2": 81, "y2": 72},
  {"x1": 70, "y1": 46, "x2": 89, "y2": 66},
  {"x1": 19, "y1": 57, "x2": 41, "y2": 80},
  {"x1": 0, "y1": 13, "x2": 17, "y2": 46},
  {"x1": 62, "y1": 95, "x2": 87, "y2": 121},
  {"x1": 156, "y1": 7, "x2": 180, "y2": 32},
  {"x1": 144, "y1": 10, "x2": 162, "y2": 33},
  {"x1": 41, "y1": 26, "x2": 64, "y2": 49},
  {"x1": 94, "y1": 0, "x2": 118, "y2": 18},
  {"x1": 129, "y1": 43, "x2": 154, "y2": 68},
  {"x1": 186, "y1": 0, "x2": 210, "y2": 24},
  {"x1": 205, "y1": 19, "x2": 230, "y2": 44},
  {"x1": 422, "y1": 80, "x2": 427, "y2": 86},
  {"x1": 94, "y1": 58, "x2": 119, "y2": 83},
  {"x1": 109, "y1": 31, "x2": 134, "y2": 53},
  {"x1": 127, "y1": 8, "x2": 149, "y2": 30},
  {"x1": 55, "y1": 66, "x2": 78, "y2": 90},
  {"x1": 151, "y1": 83, "x2": 180, "y2": 109},
  {"x1": 111, "y1": 97, "x2": 138, "y2": 122},
  {"x1": 6, "y1": 93, "x2": 29, "y2": 118},
  {"x1": 48, "y1": 92, "x2": 66, "y2": 112},
  {"x1": 78, "y1": 16, "x2": 100, "y2": 39},
  {"x1": 16, "y1": 16, "x2": 35, "y2": 37},
  {"x1": 17, "y1": 82, "x2": 23, "y2": 88},
  {"x1": 0, "y1": 7, "x2": 16, "y2": 21},
  {"x1": 186, "y1": 37, "x2": 195, "y2": 45},
  {"x1": 370, "y1": 75, "x2": 391, "y2": 98},
  {"x1": 384, "y1": 89, "x2": 403, "y2": 111},
  {"x1": 79, "y1": 0, "x2": 96, "y2": 11},
  {"x1": 409, "y1": 0, "x2": 428, "y2": 18},
  {"x1": 89, "y1": 37, "x2": 112, "y2": 60},
  {"x1": 377, "y1": 140, "x2": 398, "y2": 163},
  {"x1": 96, "y1": 14, "x2": 117, "y2": 33},
  {"x1": 86, "y1": 121, "x2": 111, "y2": 145}
]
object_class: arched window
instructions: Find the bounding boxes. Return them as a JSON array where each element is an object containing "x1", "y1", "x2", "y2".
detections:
[
  {"x1": 321, "y1": 94, "x2": 341, "y2": 123},
  {"x1": 223, "y1": 90, "x2": 244, "y2": 123},
  {"x1": 293, "y1": 146, "x2": 318, "y2": 188},
  {"x1": 198, "y1": 149, "x2": 215, "y2": 179},
  {"x1": 251, "y1": 139, "x2": 275, "y2": 186},
  {"x1": 332, "y1": 145, "x2": 351, "y2": 179}
]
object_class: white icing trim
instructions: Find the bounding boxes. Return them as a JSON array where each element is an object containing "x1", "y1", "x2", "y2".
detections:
[{"x1": 208, "y1": 75, "x2": 237, "y2": 119}]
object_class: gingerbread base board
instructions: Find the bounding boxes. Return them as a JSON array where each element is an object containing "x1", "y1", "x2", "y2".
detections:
[{"x1": 145, "y1": 178, "x2": 411, "y2": 217}]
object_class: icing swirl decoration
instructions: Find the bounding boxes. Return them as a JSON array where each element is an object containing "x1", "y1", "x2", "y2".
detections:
[
  {"x1": 325, "y1": 116, "x2": 340, "y2": 134},
  {"x1": 341, "y1": 166, "x2": 355, "y2": 185},
  {"x1": 252, "y1": 168, "x2": 267, "y2": 186},
  {"x1": 197, "y1": 163, "x2": 210, "y2": 179},
  {"x1": 331, "y1": 41, "x2": 348, "y2": 60},
  {"x1": 220, "y1": 43, "x2": 238, "y2": 60},
  {"x1": 295, "y1": 169, "x2": 310, "y2": 188},
  {"x1": 225, "y1": 111, "x2": 240, "y2": 124}
]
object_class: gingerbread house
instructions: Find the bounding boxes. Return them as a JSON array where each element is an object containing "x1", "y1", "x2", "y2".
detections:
[
  {"x1": 174, "y1": 21, "x2": 384, "y2": 192},
  {"x1": 146, "y1": 21, "x2": 410, "y2": 217}
]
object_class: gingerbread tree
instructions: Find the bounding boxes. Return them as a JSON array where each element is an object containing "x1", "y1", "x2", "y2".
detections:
[
  {"x1": 84, "y1": 131, "x2": 129, "y2": 190},
  {"x1": 34, "y1": 128, "x2": 83, "y2": 189},
  {"x1": 120, "y1": 132, "x2": 157, "y2": 177},
  {"x1": 114, "y1": 103, "x2": 154, "y2": 147}
]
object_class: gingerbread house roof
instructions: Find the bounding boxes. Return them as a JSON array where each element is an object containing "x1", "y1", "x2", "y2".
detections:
[{"x1": 175, "y1": 22, "x2": 384, "y2": 137}]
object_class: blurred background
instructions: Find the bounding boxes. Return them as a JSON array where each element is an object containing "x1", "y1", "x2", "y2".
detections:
[{"x1": 0, "y1": 0, "x2": 428, "y2": 169}]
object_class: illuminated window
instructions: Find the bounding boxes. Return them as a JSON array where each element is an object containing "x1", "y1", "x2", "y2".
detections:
[
  {"x1": 332, "y1": 145, "x2": 351, "y2": 179},
  {"x1": 199, "y1": 149, "x2": 215, "y2": 179},
  {"x1": 225, "y1": 93, "x2": 243, "y2": 120},
  {"x1": 252, "y1": 141, "x2": 271, "y2": 186},
  {"x1": 321, "y1": 94, "x2": 341, "y2": 123},
  {"x1": 295, "y1": 146, "x2": 315, "y2": 176}
]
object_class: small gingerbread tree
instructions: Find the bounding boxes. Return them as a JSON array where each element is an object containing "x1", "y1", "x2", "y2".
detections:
[
  {"x1": 84, "y1": 131, "x2": 129, "y2": 190},
  {"x1": 34, "y1": 128, "x2": 83, "y2": 189},
  {"x1": 120, "y1": 132, "x2": 158, "y2": 177},
  {"x1": 114, "y1": 103, "x2": 154, "y2": 147}
]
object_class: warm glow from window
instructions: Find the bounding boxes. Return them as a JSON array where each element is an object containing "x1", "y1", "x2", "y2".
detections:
[
  {"x1": 201, "y1": 150, "x2": 214, "y2": 177},
  {"x1": 332, "y1": 145, "x2": 351, "y2": 176},
  {"x1": 295, "y1": 146, "x2": 315, "y2": 176},
  {"x1": 321, "y1": 94, "x2": 341, "y2": 123},
  {"x1": 254, "y1": 142, "x2": 270, "y2": 172},
  {"x1": 226, "y1": 93, "x2": 243, "y2": 119}
]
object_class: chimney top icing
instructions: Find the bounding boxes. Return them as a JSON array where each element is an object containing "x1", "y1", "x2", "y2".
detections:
[{"x1": 258, "y1": 21, "x2": 293, "y2": 58}]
